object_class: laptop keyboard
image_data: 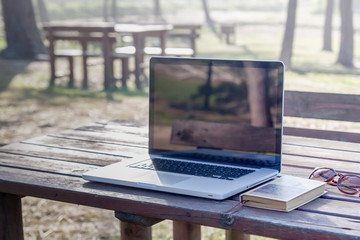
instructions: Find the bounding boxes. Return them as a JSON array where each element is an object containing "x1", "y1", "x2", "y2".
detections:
[
  {"x1": 169, "y1": 152, "x2": 277, "y2": 167},
  {"x1": 130, "y1": 158, "x2": 255, "y2": 181}
]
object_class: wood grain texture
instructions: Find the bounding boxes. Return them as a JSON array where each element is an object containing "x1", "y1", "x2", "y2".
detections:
[
  {"x1": 120, "y1": 221, "x2": 151, "y2": 240},
  {"x1": 284, "y1": 126, "x2": 360, "y2": 143},
  {"x1": 0, "y1": 143, "x2": 124, "y2": 166},
  {"x1": 225, "y1": 230, "x2": 250, "y2": 240},
  {"x1": 173, "y1": 221, "x2": 201, "y2": 240},
  {"x1": 284, "y1": 91, "x2": 360, "y2": 122},
  {"x1": 22, "y1": 135, "x2": 147, "y2": 158}
]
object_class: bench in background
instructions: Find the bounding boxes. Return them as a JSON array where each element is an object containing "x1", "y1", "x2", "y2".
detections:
[
  {"x1": 284, "y1": 90, "x2": 360, "y2": 142},
  {"x1": 44, "y1": 26, "x2": 130, "y2": 89},
  {"x1": 114, "y1": 24, "x2": 201, "y2": 58}
]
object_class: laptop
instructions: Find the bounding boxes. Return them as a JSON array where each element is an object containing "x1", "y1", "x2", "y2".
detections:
[{"x1": 83, "y1": 57, "x2": 284, "y2": 200}]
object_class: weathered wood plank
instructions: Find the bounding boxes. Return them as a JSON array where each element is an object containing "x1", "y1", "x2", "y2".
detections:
[
  {"x1": 283, "y1": 144, "x2": 360, "y2": 163},
  {"x1": 284, "y1": 91, "x2": 360, "y2": 122},
  {"x1": 284, "y1": 126, "x2": 360, "y2": 143},
  {"x1": 282, "y1": 154, "x2": 360, "y2": 174},
  {"x1": 298, "y1": 198, "x2": 360, "y2": 220},
  {"x1": 53, "y1": 129, "x2": 148, "y2": 146},
  {"x1": 0, "y1": 152, "x2": 96, "y2": 176},
  {"x1": 22, "y1": 135, "x2": 147, "y2": 158},
  {"x1": 173, "y1": 221, "x2": 201, "y2": 240},
  {"x1": 283, "y1": 135, "x2": 360, "y2": 153},
  {"x1": 0, "y1": 193, "x2": 24, "y2": 240},
  {"x1": 0, "y1": 143, "x2": 124, "y2": 166},
  {"x1": 0, "y1": 166, "x2": 359, "y2": 240},
  {"x1": 97, "y1": 119, "x2": 147, "y2": 128},
  {"x1": 76, "y1": 122, "x2": 148, "y2": 136}
]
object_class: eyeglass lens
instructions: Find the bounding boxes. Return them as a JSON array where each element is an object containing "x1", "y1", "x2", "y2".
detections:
[
  {"x1": 338, "y1": 175, "x2": 360, "y2": 195},
  {"x1": 310, "y1": 168, "x2": 336, "y2": 182}
]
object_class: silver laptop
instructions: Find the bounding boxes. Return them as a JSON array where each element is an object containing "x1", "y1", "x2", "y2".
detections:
[{"x1": 83, "y1": 57, "x2": 284, "y2": 200}]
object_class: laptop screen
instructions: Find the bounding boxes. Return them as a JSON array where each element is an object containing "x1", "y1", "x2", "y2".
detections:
[{"x1": 149, "y1": 57, "x2": 284, "y2": 170}]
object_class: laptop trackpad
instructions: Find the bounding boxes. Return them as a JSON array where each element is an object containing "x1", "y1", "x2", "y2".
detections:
[{"x1": 137, "y1": 173, "x2": 188, "y2": 186}]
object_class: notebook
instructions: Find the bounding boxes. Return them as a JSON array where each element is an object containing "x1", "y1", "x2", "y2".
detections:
[{"x1": 83, "y1": 57, "x2": 285, "y2": 200}]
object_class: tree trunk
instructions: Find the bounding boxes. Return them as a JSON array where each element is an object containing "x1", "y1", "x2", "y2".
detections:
[
  {"x1": 337, "y1": 0, "x2": 354, "y2": 68},
  {"x1": 201, "y1": 0, "x2": 220, "y2": 38},
  {"x1": 323, "y1": 0, "x2": 334, "y2": 51},
  {"x1": 0, "y1": 0, "x2": 47, "y2": 59},
  {"x1": 244, "y1": 63, "x2": 273, "y2": 128},
  {"x1": 279, "y1": 0, "x2": 297, "y2": 69},
  {"x1": 103, "y1": 0, "x2": 109, "y2": 22},
  {"x1": 154, "y1": 0, "x2": 162, "y2": 20},
  {"x1": 111, "y1": 0, "x2": 118, "y2": 22},
  {"x1": 36, "y1": 0, "x2": 50, "y2": 23}
]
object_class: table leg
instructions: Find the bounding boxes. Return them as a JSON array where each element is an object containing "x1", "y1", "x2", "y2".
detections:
[
  {"x1": 120, "y1": 221, "x2": 151, "y2": 240},
  {"x1": 115, "y1": 211, "x2": 163, "y2": 240},
  {"x1": 159, "y1": 31, "x2": 167, "y2": 56},
  {"x1": 48, "y1": 32, "x2": 56, "y2": 87},
  {"x1": 132, "y1": 33, "x2": 145, "y2": 90},
  {"x1": 0, "y1": 193, "x2": 24, "y2": 240},
  {"x1": 226, "y1": 230, "x2": 250, "y2": 240},
  {"x1": 173, "y1": 221, "x2": 201, "y2": 240},
  {"x1": 80, "y1": 40, "x2": 88, "y2": 89},
  {"x1": 103, "y1": 29, "x2": 113, "y2": 90}
]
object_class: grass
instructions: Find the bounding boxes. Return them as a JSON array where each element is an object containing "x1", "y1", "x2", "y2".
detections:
[{"x1": 1, "y1": 1, "x2": 360, "y2": 239}]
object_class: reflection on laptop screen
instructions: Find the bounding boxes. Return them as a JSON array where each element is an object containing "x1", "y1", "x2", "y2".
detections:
[{"x1": 149, "y1": 57, "x2": 284, "y2": 170}]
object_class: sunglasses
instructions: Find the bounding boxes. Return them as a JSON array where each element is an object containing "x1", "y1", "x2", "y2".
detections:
[{"x1": 309, "y1": 167, "x2": 360, "y2": 197}]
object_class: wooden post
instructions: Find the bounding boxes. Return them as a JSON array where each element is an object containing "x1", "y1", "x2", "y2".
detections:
[
  {"x1": 67, "y1": 56, "x2": 75, "y2": 88},
  {"x1": 132, "y1": 33, "x2": 145, "y2": 90},
  {"x1": 102, "y1": 28, "x2": 112, "y2": 90},
  {"x1": 48, "y1": 28, "x2": 56, "y2": 87},
  {"x1": 121, "y1": 57, "x2": 129, "y2": 89},
  {"x1": 120, "y1": 221, "x2": 152, "y2": 240},
  {"x1": 80, "y1": 40, "x2": 89, "y2": 89},
  {"x1": 173, "y1": 221, "x2": 201, "y2": 240},
  {"x1": 190, "y1": 28, "x2": 197, "y2": 57},
  {"x1": 226, "y1": 230, "x2": 251, "y2": 240},
  {"x1": 0, "y1": 193, "x2": 24, "y2": 240},
  {"x1": 115, "y1": 211, "x2": 163, "y2": 240}
]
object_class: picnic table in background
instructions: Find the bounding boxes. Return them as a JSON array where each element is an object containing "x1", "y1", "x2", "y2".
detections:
[
  {"x1": 43, "y1": 22, "x2": 172, "y2": 90},
  {"x1": 113, "y1": 23, "x2": 173, "y2": 89},
  {"x1": 1, "y1": 90, "x2": 360, "y2": 240}
]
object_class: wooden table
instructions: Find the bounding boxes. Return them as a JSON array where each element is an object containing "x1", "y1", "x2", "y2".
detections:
[
  {"x1": 114, "y1": 24, "x2": 172, "y2": 89},
  {"x1": 43, "y1": 22, "x2": 171, "y2": 90},
  {"x1": 1, "y1": 119, "x2": 359, "y2": 240}
]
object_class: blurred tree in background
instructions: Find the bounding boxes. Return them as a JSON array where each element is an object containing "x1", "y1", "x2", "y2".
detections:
[
  {"x1": 279, "y1": 0, "x2": 297, "y2": 69},
  {"x1": 0, "y1": 0, "x2": 47, "y2": 59},
  {"x1": 323, "y1": 0, "x2": 334, "y2": 51},
  {"x1": 337, "y1": 0, "x2": 354, "y2": 68}
]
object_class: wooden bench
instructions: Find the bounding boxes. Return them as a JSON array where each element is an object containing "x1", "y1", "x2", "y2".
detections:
[
  {"x1": 52, "y1": 49, "x2": 83, "y2": 88},
  {"x1": 220, "y1": 24, "x2": 236, "y2": 45},
  {"x1": 168, "y1": 24, "x2": 201, "y2": 57},
  {"x1": 110, "y1": 52, "x2": 131, "y2": 89},
  {"x1": 114, "y1": 24, "x2": 201, "y2": 58},
  {"x1": 44, "y1": 26, "x2": 130, "y2": 89},
  {"x1": 284, "y1": 90, "x2": 360, "y2": 142}
]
